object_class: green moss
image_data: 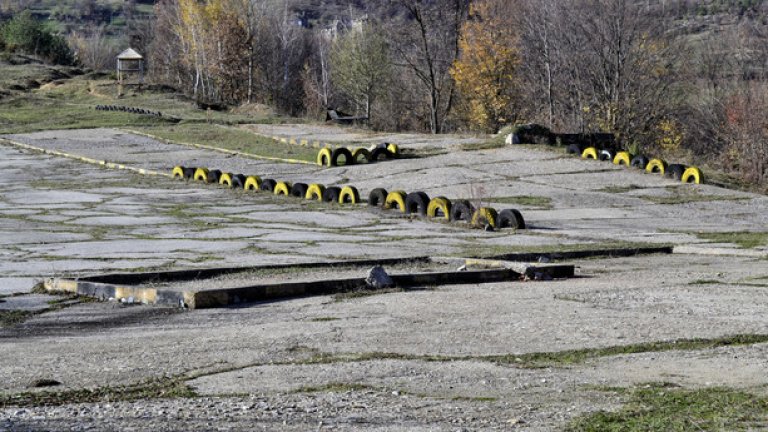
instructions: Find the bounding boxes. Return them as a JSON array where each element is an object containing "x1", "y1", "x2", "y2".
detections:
[
  {"x1": 0, "y1": 376, "x2": 196, "y2": 408},
  {"x1": 695, "y1": 231, "x2": 768, "y2": 249},
  {"x1": 567, "y1": 383, "x2": 768, "y2": 431},
  {"x1": 488, "y1": 195, "x2": 554, "y2": 209}
]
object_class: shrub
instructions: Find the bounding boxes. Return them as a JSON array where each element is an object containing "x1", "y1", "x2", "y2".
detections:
[{"x1": 1, "y1": 11, "x2": 74, "y2": 65}]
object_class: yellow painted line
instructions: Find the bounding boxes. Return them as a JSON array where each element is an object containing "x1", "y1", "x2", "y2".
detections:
[
  {"x1": 0, "y1": 137, "x2": 173, "y2": 178},
  {"x1": 122, "y1": 129, "x2": 316, "y2": 166}
]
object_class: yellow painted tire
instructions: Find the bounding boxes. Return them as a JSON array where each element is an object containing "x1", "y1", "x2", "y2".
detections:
[
  {"x1": 339, "y1": 186, "x2": 360, "y2": 204},
  {"x1": 613, "y1": 151, "x2": 633, "y2": 167},
  {"x1": 387, "y1": 143, "x2": 400, "y2": 156},
  {"x1": 471, "y1": 207, "x2": 499, "y2": 228},
  {"x1": 384, "y1": 190, "x2": 407, "y2": 213},
  {"x1": 244, "y1": 175, "x2": 262, "y2": 191},
  {"x1": 172, "y1": 166, "x2": 185, "y2": 179},
  {"x1": 581, "y1": 147, "x2": 598, "y2": 160},
  {"x1": 219, "y1": 172, "x2": 233, "y2": 187},
  {"x1": 646, "y1": 158, "x2": 667, "y2": 175},
  {"x1": 427, "y1": 197, "x2": 452, "y2": 221},
  {"x1": 317, "y1": 148, "x2": 332, "y2": 167},
  {"x1": 274, "y1": 181, "x2": 292, "y2": 196},
  {"x1": 682, "y1": 167, "x2": 702, "y2": 184},
  {"x1": 305, "y1": 183, "x2": 325, "y2": 201},
  {"x1": 352, "y1": 148, "x2": 371, "y2": 163},
  {"x1": 193, "y1": 167, "x2": 209, "y2": 182}
]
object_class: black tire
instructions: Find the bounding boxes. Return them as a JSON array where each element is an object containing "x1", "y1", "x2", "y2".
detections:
[
  {"x1": 182, "y1": 167, "x2": 196, "y2": 179},
  {"x1": 370, "y1": 147, "x2": 393, "y2": 162},
  {"x1": 330, "y1": 148, "x2": 354, "y2": 166},
  {"x1": 368, "y1": 188, "x2": 388, "y2": 207},
  {"x1": 231, "y1": 174, "x2": 246, "y2": 189},
  {"x1": 498, "y1": 209, "x2": 526, "y2": 229},
  {"x1": 207, "y1": 169, "x2": 222, "y2": 184},
  {"x1": 666, "y1": 164, "x2": 687, "y2": 180},
  {"x1": 260, "y1": 178, "x2": 277, "y2": 192},
  {"x1": 405, "y1": 191, "x2": 430, "y2": 216},
  {"x1": 322, "y1": 186, "x2": 342, "y2": 203},
  {"x1": 566, "y1": 143, "x2": 583, "y2": 155},
  {"x1": 450, "y1": 200, "x2": 475, "y2": 222},
  {"x1": 598, "y1": 149, "x2": 614, "y2": 161},
  {"x1": 291, "y1": 182, "x2": 309, "y2": 198},
  {"x1": 630, "y1": 155, "x2": 650, "y2": 169}
]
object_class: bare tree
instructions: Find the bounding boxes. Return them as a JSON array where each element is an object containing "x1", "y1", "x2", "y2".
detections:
[{"x1": 385, "y1": 0, "x2": 469, "y2": 134}]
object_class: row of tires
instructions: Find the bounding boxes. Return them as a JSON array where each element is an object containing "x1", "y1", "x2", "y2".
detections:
[
  {"x1": 95, "y1": 105, "x2": 163, "y2": 117},
  {"x1": 366, "y1": 188, "x2": 525, "y2": 230},
  {"x1": 171, "y1": 165, "x2": 525, "y2": 230},
  {"x1": 566, "y1": 145, "x2": 703, "y2": 184},
  {"x1": 172, "y1": 166, "x2": 362, "y2": 204},
  {"x1": 317, "y1": 143, "x2": 400, "y2": 167}
]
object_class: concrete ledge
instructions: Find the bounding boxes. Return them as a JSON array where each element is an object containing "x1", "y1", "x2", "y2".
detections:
[
  {"x1": 487, "y1": 246, "x2": 673, "y2": 262},
  {"x1": 44, "y1": 256, "x2": 578, "y2": 309}
]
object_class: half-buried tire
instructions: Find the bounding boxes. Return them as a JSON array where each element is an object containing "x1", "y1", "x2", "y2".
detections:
[
  {"x1": 260, "y1": 178, "x2": 277, "y2": 192},
  {"x1": 231, "y1": 174, "x2": 246, "y2": 189},
  {"x1": 427, "y1": 197, "x2": 451, "y2": 220},
  {"x1": 471, "y1": 207, "x2": 498, "y2": 228},
  {"x1": 244, "y1": 175, "x2": 262, "y2": 191},
  {"x1": 317, "y1": 148, "x2": 332, "y2": 167},
  {"x1": 322, "y1": 186, "x2": 342, "y2": 203},
  {"x1": 182, "y1": 167, "x2": 196, "y2": 180},
  {"x1": 405, "y1": 191, "x2": 430, "y2": 216},
  {"x1": 566, "y1": 144, "x2": 583, "y2": 155},
  {"x1": 207, "y1": 169, "x2": 222, "y2": 184},
  {"x1": 274, "y1": 181, "x2": 292, "y2": 196},
  {"x1": 331, "y1": 148, "x2": 354, "y2": 166},
  {"x1": 193, "y1": 167, "x2": 209, "y2": 182},
  {"x1": 646, "y1": 158, "x2": 667, "y2": 175},
  {"x1": 339, "y1": 186, "x2": 360, "y2": 204},
  {"x1": 498, "y1": 209, "x2": 526, "y2": 229},
  {"x1": 219, "y1": 172, "x2": 234, "y2": 187},
  {"x1": 352, "y1": 148, "x2": 371, "y2": 164},
  {"x1": 666, "y1": 164, "x2": 687, "y2": 180},
  {"x1": 450, "y1": 200, "x2": 475, "y2": 223},
  {"x1": 305, "y1": 184, "x2": 325, "y2": 201},
  {"x1": 630, "y1": 155, "x2": 650, "y2": 169},
  {"x1": 368, "y1": 188, "x2": 388, "y2": 207},
  {"x1": 682, "y1": 167, "x2": 702, "y2": 184},
  {"x1": 290, "y1": 182, "x2": 308, "y2": 198},
  {"x1": 613, "y1": 151, "x2": 633, "y2": 167},
  {"x1": 384, "y1": 191, "x2": 407, "y2": 213},
  {"x1": 370, "y1": 147, "x2": 393, "y2": 162},
  {"x1": 172, "y1": 166, "x2": 185, "y2": 179}
]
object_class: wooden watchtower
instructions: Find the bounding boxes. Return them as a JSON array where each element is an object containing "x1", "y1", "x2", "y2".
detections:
[{"x1": 116, "y1": 48, "x2": 144, "y2": 85}]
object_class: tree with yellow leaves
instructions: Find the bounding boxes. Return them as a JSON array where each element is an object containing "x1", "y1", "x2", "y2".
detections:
[{"x1": 450, "y1": 0, "x2": 521, "y2": 133}]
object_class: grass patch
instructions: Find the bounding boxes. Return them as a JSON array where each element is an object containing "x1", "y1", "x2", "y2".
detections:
[
  {"x1": 688, "y1": 279, "x2": 723, "y2": 285},
  {"x1": 0, "y1": 376, "x2": 196, "y2": 408},
  {"x1": 459, "y1": 140, "x2": 506, "y2": 151},
  {"x1": 484, "y1": 334, "x2": 768, "y2": 368},
  {"x1": 131, "y1": 124, "x2": 317, "y2": 163},
  {"x1": 639, "y1": 187, "x2": 751, "y2": 205},
  {"x1": 294, "y1": 382, "x2": 373, "y2": 394},
  {"x1": 333, "y1": 287, "x2": 404, "y2": 302},
  {"x1": 488, "y1": 195, "x2": 553, "y2": 209},
  {"x1": 290, "y1": 334, "x2": 768, "y2": 369},
  {"x1": 0, "y1": 310, "x2": 36, "y2": 327},
  {"x1": 599, "y1": 184, "x2": 645, "y2": 194},
  {"x1": 567, "y1": 383, "x2": 768, "y2": 431},
  {"x1": 695, "y1": 231, "x2": 768, "y2": 249}
]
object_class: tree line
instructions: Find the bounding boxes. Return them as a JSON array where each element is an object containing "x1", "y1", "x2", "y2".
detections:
[{"x1": 2, "y1": 0, "x2": 767, "y2": 187}]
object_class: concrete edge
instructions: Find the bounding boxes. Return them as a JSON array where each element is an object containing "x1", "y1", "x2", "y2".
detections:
[
  {"x1": 0, "y1": 137, "x2": 173, "y2": 178},
  {"x1": 48, "y1": 267, "x2": 525, "y2": 309},
  {"x1": 486, "y1": 246, "x2": 674, "y2": 262},
  {"x1": 79, "y1": 256, "x2": 432, "y2": 285}
]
